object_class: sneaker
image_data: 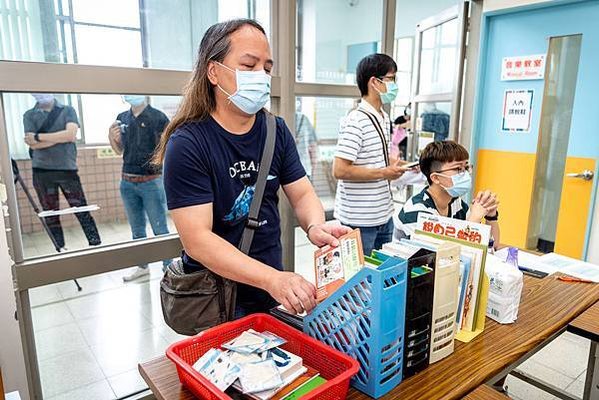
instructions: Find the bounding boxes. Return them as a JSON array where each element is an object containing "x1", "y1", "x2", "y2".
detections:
[{"x1": 123, "y1": 267, "x2": 150, "y2": 282}]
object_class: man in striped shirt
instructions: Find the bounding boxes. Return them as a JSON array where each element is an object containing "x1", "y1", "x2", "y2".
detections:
[
  {"x1": 333, "y1": 53, "x2": 409, "y2": 256},
  {"x1": 395, "y1": 141, "x2": 500, "y2": 248}
]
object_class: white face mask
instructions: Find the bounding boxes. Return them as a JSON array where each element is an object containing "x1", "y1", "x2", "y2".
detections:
[
  {"x1": 216, "y1": 62, "x2": 271, "y2": 115},
  {"x1": 32, "y1": 94, "x2": 54, "y2": 106}
]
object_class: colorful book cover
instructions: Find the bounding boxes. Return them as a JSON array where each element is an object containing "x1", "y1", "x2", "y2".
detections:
[
  {"x1": 313, "y1": 229, "x2": 364, "y2": 302},
  {"x1": 270, "y1": 366, "x2": 320, "y2": 400},
  {"x1": 280, "y1": 376, "x2": 327, "y2": 400}
]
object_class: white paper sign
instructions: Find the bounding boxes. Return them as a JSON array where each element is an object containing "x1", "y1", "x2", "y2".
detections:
[
  {"x1": 502, "y1": 89, "x2": 533, "y2": 132},
  {"x1": 501, "y1": 54, "x2": 545, "y2": 81},
  {"x1": 415, "y1": 213, "x2": 491, "y2": 246}
]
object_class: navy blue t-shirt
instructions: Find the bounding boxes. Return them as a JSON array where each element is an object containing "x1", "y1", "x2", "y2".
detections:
[
  {"x1": 117, "y1": 105, "x2": 169, "y2": 175},
  {"x1": 163, "y1": 110, "x2": 306, "y2": 309}
]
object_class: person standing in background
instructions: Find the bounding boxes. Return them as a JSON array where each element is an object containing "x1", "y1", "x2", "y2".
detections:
[
  {"x1": 333, "y1": 54, "x2": 409, "y2": 256},
  {"x1": 23, "y1": 94, "x2": 101, "y2": 250},
  {"x1": 109, "y1": 95, "x2": 171, "y2": 282},
  {"x1": 294, "y1": 109, "x2": 318, "y2": 181}
]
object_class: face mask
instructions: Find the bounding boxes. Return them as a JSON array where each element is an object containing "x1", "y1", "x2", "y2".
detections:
[
  {"x1": 438, "y1": 171, "x2": 472, "y2": 198},
  {"x1": 216, "y1": 62, "x2": 271, "y2": 115},
  {"x1": 122, "y1": 95, "x2": 146, "y2": 107},
  {"x1": 32, "y1": 94, "x2": 54, "y2": 106},
  {"x1": 374, "y1": 79, "x2": 398, "y2": 105}
]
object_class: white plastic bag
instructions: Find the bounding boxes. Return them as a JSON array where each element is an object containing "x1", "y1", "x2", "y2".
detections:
[{"x1": 485, "y1": 254, "x2": 523, "y2": 324}]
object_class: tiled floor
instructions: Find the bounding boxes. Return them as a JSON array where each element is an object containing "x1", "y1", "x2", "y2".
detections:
[{"x1": 26, "y1": 225, "x2": 592, "y2": 399}]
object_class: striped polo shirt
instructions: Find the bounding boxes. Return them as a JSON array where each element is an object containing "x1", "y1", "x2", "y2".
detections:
[
  {"x1": 395, "y1": 187, "x2": 469, "y2": 239},
  {"x1": 334, "y1": 100, "x2": 393, "y2": 227}
]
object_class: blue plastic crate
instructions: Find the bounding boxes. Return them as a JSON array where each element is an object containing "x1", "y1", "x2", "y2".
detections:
[{"x1": 304, "y1": 255, "x2": 408, "y2": 399}]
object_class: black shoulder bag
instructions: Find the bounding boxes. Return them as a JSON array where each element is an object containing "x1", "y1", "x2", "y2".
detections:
[{"x1": 160, "y1": 113, "x2": 277, "y2": 336}]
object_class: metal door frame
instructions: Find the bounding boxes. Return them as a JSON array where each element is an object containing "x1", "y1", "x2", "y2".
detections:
[{"x1": 408, "y1": 2, "x2": 469, "y2": 163}]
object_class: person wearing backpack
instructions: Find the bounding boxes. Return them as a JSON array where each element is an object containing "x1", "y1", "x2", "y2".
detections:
[
  {"x1": 23, "y1": 94, "x2": 101, "y2": 250},
  {"x1": 154, "y1": 19, "x2": 350, "y2": 333}
]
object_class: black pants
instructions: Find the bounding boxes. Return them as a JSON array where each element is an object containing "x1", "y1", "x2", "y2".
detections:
[{"x1": 32, "y1": 169, "x2": 101, "y2": 248}]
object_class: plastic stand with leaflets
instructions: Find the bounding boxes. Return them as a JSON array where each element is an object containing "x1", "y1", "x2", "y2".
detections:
[
  {"x1": 413, "y1": 214, "x2": 492, "y2": 344},
  {"x1": 397, "y1": 248, "x2": 436, "y2": 378},
  {"x1": 303, "y1": 255, "x2": 408, "y2": 399},
  {"x1": 390, "y1": 239, "x2": 461, "y2": 363}
]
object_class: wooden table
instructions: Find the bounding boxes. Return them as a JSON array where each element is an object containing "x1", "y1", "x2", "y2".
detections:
[
  {"x1": 461, "y1": 385, "x2": 510, "y2": 400},
  {"x1": 139, "y1": 274, "x2": 599, "y2": 400},
  {"x1": 567, "y1": 300, "x2": 599, "y2": 400}
]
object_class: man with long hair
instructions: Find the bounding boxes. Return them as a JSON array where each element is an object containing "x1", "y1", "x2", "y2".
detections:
[{"x1": 155, "y1": 19, "x2": 350, "y2": 318}]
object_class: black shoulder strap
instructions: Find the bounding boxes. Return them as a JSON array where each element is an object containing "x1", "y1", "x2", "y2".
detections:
[
  {"x1": 358, "y1": 109, "x2": 390, "y2": 167},
  {"x1": 37, "y1": 105, "x2": 64, "y2": 133},
  {"x1": 238, "y1": 112, "x2": 277, "y2": 254}
]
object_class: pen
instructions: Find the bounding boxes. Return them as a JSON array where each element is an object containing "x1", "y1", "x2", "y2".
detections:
[{"x1": 557, "y1": 276, "x2": 593, "y2": 283}]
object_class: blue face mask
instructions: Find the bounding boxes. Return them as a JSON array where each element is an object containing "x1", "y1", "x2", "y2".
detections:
[
  {"x1": 122, "y1": 95, "x2": 146, "y2": 107},
  {"x1": 375, "y1": 79, "x2": 399, "y2": 105},
  {"x1": 439, "y1": 171, "x2": 472, "y2": 198},
  {"x1": 216, "y1": 62, "x2": 271, "y2": 115}
]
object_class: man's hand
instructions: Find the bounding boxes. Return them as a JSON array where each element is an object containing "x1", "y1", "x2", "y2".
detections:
[
  {"x1": 307, "y1": 223, "x2": 353, "y2": 247},
  {"x1": 382, "y1": 159, "x2": 410, "y2": 180},
  {"x1": 475, "y1": 190, "x2": 499, "y2": 217},
  {"x1": 24, "y1": 133, "x2": 36, "y2": 146},
  {"x1": 109, "y1": 121, "x2": 121, "y2": 145},
  {"x1": 265, "y1": 271, "x2": 317, "y2": 314}
]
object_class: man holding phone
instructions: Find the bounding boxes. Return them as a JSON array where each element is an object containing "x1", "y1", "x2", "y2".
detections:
[
  {"x1": 333, "y1": 54, "x2": 409, "y2": 256},
  {"x1": 108, "y1": 95, "x2": 171, "y2": 281}
]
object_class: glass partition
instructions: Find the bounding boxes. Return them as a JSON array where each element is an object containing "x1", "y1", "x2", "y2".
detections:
[
  {"x1": 295, "y1": 96, "x2": 357, "y2": 212},
  {"x1": 3, "y1": 92, "x2": 180, "y2": 259}
]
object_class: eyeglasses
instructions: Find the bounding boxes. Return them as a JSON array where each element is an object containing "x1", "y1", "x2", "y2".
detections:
[
  {"x1": 434, "y1": 164, "x2": 474, "y2": 175},
  {"x1": 377, "y1": 75, "x2": 397, "y2": 83}
]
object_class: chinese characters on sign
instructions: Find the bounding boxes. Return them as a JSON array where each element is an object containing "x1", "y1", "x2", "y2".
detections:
[
  {"x1": 502, "y1": 89, "x2": 534, "y2": 133},
  {"x1": 501, "y1": 54, "x2": 545, "y2": 81},
  {"x1": 416, "y1": 214, "x2": 491, "y2": 245}
]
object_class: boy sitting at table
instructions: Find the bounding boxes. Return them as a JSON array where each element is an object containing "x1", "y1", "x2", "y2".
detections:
[{"x1": 394, "y1": 141, "x2": 500, "y2": 248}]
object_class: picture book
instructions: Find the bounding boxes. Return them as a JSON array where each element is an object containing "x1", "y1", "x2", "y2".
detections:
[{"x1": 313, "y1": 229, "x2": 364, "y2": 302}]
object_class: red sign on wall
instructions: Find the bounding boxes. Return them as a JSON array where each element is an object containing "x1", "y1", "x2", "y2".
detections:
[{"x1": 501, "y1": 54, "x2": 546, "y2": 81}]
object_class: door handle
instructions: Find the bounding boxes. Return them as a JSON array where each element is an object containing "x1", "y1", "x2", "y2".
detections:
[{"x1": 566, "y1": 170, "x2": 594, "y2": 181}]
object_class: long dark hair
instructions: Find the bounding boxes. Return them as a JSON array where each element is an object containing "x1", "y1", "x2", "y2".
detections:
[{"x1": 153, "y1": 19, "x2": 266, "y2": 165}]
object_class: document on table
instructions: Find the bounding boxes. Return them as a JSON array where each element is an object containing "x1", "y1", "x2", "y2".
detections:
[
  {"x1": 539, "y1": 253, "x2": 599, "y2": 283},
  {"x1": 38, "y1": 204, "x2": 99, "y2": 217},
  {"x1": 495, "y1": 248, "x2": 560, "y2": 275}
]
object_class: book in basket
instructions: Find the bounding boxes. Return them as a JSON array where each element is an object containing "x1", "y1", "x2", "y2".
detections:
[{"x1": 314, "y1": 228, "x2": 364, "y2": 302}]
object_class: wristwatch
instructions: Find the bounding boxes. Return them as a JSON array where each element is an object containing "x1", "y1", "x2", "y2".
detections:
[
  {"x1": 34, "y1": 133, "x2": 40, "y2": 142},
  {"x1": 486, "y1": 211, "x2": 499, "y2": 221}
]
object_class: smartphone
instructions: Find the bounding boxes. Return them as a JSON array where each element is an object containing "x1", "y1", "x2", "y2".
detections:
[{"x1": 405, "y1": 161, "x2": 419, "y2": 169}]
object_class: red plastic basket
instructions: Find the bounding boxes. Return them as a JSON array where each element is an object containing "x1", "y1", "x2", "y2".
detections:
[{"x1": 166, "y1": 313, "x2": 360, "y2": 400}]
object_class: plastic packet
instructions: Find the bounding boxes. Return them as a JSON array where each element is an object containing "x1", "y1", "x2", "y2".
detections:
[
  {"x1": 256, "y1": 330, "x2": 286, "y2": 352},
  {"x1": 222, "y1": 330, "x2": 267, "y2": 354},
  {"x1": 192, "y1": 348, "x2": 241, "y2": 391},
  {"x1": 238, "y1": 360, "x2": 283, "y2": 394},
  {"x1": 226, "y1": 350, "x2": 262, "y2": 365}
]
